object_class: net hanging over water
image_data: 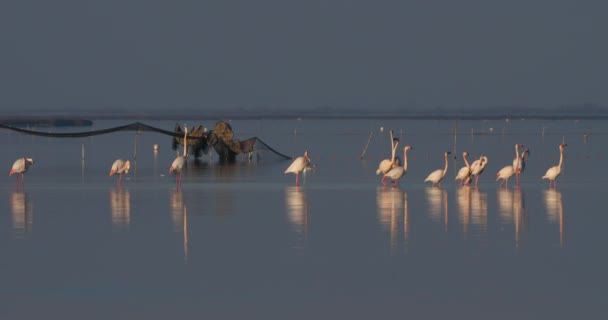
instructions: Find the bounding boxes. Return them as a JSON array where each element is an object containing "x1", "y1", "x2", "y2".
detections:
[{"x1": 0, "y1": 121, "x2": 292, "y2": 162}]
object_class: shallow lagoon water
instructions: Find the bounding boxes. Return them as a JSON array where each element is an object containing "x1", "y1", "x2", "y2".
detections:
[{"x1": 1, "y1": 118, "x2": 606, "y2": 319}]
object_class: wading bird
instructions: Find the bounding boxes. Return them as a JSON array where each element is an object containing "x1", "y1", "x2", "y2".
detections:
[
  {"x1": 512, "y1": 144, "x2": 525, "y2": 186},
  {"x1": 542, "y1": 144, "x2": 567, "y2": 188},
  {"x1": 425, "y1": 151, "x2": 451, "y2": 187},
  {"x1": 455, "y1": 152, "x2": 472, "y2": 186},
  {"x1": 170, "y1": 126, "x2": 188, "y2": 189},
  {"x1": 383, "y1": 145, "x2": 412, "y2": 187},
  {"x1": 285, "y1": 151, "x2": 311, "y2": 187},
  {"x1": 9, "y1": 157, "x2": 34, "y2": 189},
  {"x1": 109, "y1": 159, "x2": 131, "y2": 187},
  {"x1": 469, "y1": 156, "x2": 488, "y2": 187}
]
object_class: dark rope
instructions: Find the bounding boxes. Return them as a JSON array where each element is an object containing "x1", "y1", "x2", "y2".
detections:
[
  {"x1": 255, "y1": 138, "x2": 292, "y2": 160},
  {"x1": 0, "y1": 121, "x2": 292, "y2": 159},
  {"x1": 0, "y1": 122, "x2": 189, "y2": 138}
]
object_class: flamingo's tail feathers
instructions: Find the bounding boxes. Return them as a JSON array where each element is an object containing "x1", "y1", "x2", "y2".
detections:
[
  {"x1": 9, "y1": 169, "x2": 14, "y2": 176},
  {"x1": 376, "y1": 169, "x2": 382, "y2": 175},
  {"x1": 169, "y1": 167, "x2": 174, "y2": 173}
]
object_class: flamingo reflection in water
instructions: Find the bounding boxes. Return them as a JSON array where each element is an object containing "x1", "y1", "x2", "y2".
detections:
[
  {"x1": 456, "y1": 186, "x2": 471, "y2": 236},
  {"x1": 425, "y1": 187, "x2": 448, "y2": 231},
  {"x1": 170, "y1": 190, "x2": 189, "y2": 264},
  {"x1": 10, "y1": 191, "x2": 33, "y2": 239},
  {"x1": 497, "y1": 188, "x2": 526, "y2": 247},
  {"x1": 376, "y1": 188, "x2": 409, "y2": 254},
  {"x1": 110, "y1": 189, "x2": 131, "y2": 230},
  {"x1": 544, "y1": 189, "x2": 565, "y2": 247},
  {"x1": 286, "y1": 186, "x2": 309, "y2": 251}
]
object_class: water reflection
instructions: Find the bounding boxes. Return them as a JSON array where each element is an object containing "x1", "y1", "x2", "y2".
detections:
[
  {"x1": 376, "y1": 188, "x2": 409, "y2": 254},
  {"x1": 496, "y1": 188, "x2": 526, "y2": 247},
  {"x1": 170, "y1": 190, "x2": 189, "y2": 263},
  {"x1": 110, "y1": 189, "x2": 131, "y2": 230},
  {"x1": 425, "y1": 187, "x2": 448, "y2": 231},
  {"x1": 456, "y1": 187, "x2": 471, "y2": 236},
  {"x1": 285, "y1": 186, "x2": 309, "y2": 251},
  {"x1": 544, "y1": 189, "x2": 565, "y2": 247},
  {"x1": 10, "y1": 192, "x2": 33, "y2": 239},
  {"x1": 470, "y1": 188, "x2": 488, "y2": 234}
]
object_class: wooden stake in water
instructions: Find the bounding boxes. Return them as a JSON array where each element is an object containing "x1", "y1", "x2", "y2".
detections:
[
  {"x1": 81, "y1": 142, "x2": 85, "y2": 182},
  {"x1": 359, "y1": 131, "x2": 373, "y2": 160}
]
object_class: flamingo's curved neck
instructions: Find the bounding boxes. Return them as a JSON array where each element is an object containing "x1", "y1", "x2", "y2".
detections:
[
  {"x1": 183, "y1": 128, "x2": 188, "y2": 157},
  {"x1": 403, "y1": 149, "x2": 409, "y2": 171},
  {"x1": 442, "y1": 154, "x2": 449, "y2": 176},
  {"x1": 390, "y1": 141, "x2": 398, "y2": 163},
  {"x1": 514, "y1": 144, "x2": 520, "y2": 159},
  {"x1": 463, "y1": 154, "x2": 470, "y2": 169},
  {"x1": 558, "y1": 147, "x2": 564, "y2": 169}
]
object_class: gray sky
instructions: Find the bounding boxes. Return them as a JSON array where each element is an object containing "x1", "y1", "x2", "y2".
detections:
[{"x1": 1, "y1": 0, "x2": 606, "y2": 112}]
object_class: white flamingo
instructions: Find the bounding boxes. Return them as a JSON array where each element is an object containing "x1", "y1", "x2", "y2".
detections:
[
  {"x1": 469, "y1": 155, "x2": 488, "y2": 187},
  {"x1": 455, "y1": 152, "x2": 472, "y2": 186},
  {"x1": 425, "y1": 151, "x2": 451, "y2": 187},
  {"x1": 109, "y1": 159, "x2": 131, "y2": 187},
  {"x1": 376, "y1": 130, "x2": 400, "y2": 178},
  {"x1": 169, "y1": 126, "x2": 188, "y2": 189},
  {"x1": 512, "y1": 144, "x2": 524, "y2": 185},
  {"x1": 542, "y1": 144, "x2": 567, "y2": 188},
  {"x1": 496, "y1": 165, "x2": 515, "y2": 188},
  {"x1": 285, "y1": 151, "x2": 311, "y2": 186},
  {"x1": 519, "y1": 148, "x2": 530, "y2": 177},
  {"x1": 9, "y1": 157, "x2": 34, "y2": 189},
  {"x1": 383, "y1": 145, "x2": 412, "y2": 187}
]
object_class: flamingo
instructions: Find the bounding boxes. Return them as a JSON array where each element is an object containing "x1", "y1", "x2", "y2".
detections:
[
  {"x1": 376, "y1": 130, "x2": 400, "y2": 177},
  {"x1": 424, "y1": 151, "x2": 451, "y2": 187},
  {"x1": 109, "y1": 159, "x2": 131, "y2": 187},
  {"x1": 169, "y1": 125, "x2": 188, "y2": 189},
  {"x1": 455, "y1": 152, "x2": 472, "y2": 186},
  {"x1": 469, "y1": 155, "x2": 488, "y2": 187},
  {"x1": 542, "y1": 144, "x2": 567, "y2": 188},
  {"x1": 285, "y1": 151, "x2": 311, "y2": 186},
  {"x1": 496, "y1": 165, "x2": 515, "y2": 188},
  {"x1": 9, "y1": 157, "x2": 34, "y2": 189},
  {"x1": 512, "y1": 144, "x2": 524, "y2": 186},
  {"x1": 383, "y1": 145, "x2": 412, "y2": 187}
]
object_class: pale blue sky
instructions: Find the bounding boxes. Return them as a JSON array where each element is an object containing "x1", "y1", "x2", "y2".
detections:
[{"x1": 1, "y1": 0, "x2": 606, "y2": 112}]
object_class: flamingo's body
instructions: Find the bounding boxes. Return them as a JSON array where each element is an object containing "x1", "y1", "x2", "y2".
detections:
[
  {"x1": 455, "y1": 152, "x2": 471, "y2": 186},
  {"x1": 425, "y1": 152, "x2": 451, "y2": 187},
  {"x1": 496, "y1": 165, "x2": 515, "y2": 188},
  {"x1": 9, "y1": 157, "x2": 34, "y2": 188},
  {"x1": 383, "y1": 146, "x2": 412, "y2": 187},
  {"x1": 170, "y1": 126, "x2": 188, "y2": 189},
  {"x1": 542, "y1": 144, "x2": 567, "y2": 188},
  {"x1": 109, "y1": 159, "x2": 131, "y2": 186},
  {"x1": 469, "y1": 156, "x2": 488, "y2": 187},
  {"x1": 285, "y1": 151, "x2": 311, "y2": 186}
]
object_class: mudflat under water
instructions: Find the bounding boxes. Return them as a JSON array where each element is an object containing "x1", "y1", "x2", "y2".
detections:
[{"x1": 1, "y1": 118, "x2": 606, "y2": 319}]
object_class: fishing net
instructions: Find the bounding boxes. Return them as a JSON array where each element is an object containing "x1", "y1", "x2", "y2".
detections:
[{"x1": 0, "y1": 121, "x2": 291, "y2": 162}]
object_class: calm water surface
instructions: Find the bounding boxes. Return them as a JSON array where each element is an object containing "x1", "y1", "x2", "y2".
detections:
[{"x1": 1, "y1": 119, "x2": 606, "y2": 319}]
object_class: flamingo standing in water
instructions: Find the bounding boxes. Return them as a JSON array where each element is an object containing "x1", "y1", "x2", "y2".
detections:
[
  {"x1": 109, "y1": 159, "x2": 131, "y2": 187},
  {"x1": 455, "y1": 152, "x2": 471, "y2": 186},
  {"x1": 512, "y1": 144, "x2": 524, "y2": 186},
  {"x1": 424, "y1": 151, "x2": 451, "y2": 187},
  {"x1": 383, "y1": 145, "x2": 412, "y2": 187},
  {"x1": 496, "y1": 165, "x2": 515, "y2": 188},
  {"x1": 376, "y1": 130, "x2": 400, "y2": 181},
  {"x1": 285, "y1": 151, "x2": 311, "y2": 186},
  {"x1": 169, "y1": 126, "x2": 188, "y2": 189},
  {"x1": 542, "y1": 144, "x2": 567, "y2": 188},
  {"x1": 469, "y1": 155, "x2": 488, "y2": 187},
  {"x1": 9, "y1": 157, "x2": 34, "y2": 189},
  {"x1": 518, "y1": 148, "x2": 530, "y2": 178}
]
